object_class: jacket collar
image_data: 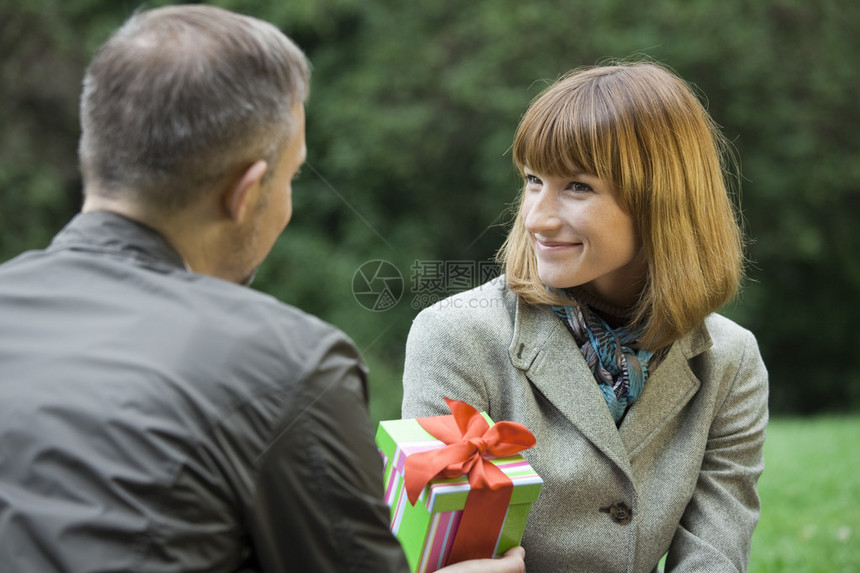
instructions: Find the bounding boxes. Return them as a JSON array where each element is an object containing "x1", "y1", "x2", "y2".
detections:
[
  {"x1": 508, "y1": 294, "x2": 712, "y2": 482},
  {"x1": 49, "y1": 211, "x2": 187, "y2": 272}
]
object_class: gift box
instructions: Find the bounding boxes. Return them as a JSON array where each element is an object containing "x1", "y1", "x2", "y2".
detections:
[{"x1": 375, "y1": 399, "x2": 542, "y2": 572}]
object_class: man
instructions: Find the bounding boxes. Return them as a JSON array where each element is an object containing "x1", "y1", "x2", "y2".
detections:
[{"x1": 0, "y1": 6, "x2": 524, "y2": 573}]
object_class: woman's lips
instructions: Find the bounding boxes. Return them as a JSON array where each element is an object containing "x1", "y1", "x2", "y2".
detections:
[{"x1": 534, "y1": 237, "x2": 582, "y2": 251}]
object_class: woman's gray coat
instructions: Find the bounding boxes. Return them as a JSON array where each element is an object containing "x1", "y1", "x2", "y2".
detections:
[{"x1": 402, "y1": 277, "x2": 768, "y2": 573}]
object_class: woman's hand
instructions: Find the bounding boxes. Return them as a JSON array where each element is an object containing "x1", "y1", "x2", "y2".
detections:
[{"x1": 436, "y1": 546, "x2": 526, "y2": 573}]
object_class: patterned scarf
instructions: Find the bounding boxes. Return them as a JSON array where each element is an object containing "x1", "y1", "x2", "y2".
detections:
[{"x1": 551, "y1": 290, "x2": 654, "y2": 425}]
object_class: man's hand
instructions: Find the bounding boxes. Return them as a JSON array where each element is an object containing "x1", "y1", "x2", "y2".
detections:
[{"x1": 437, "y1": 546, "x2": 526, "y2": 573}]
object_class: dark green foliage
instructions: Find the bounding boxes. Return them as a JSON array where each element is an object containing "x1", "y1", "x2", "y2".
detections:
[{"x1": 2, "y1": 0, "x2": 857, "y2": 418}]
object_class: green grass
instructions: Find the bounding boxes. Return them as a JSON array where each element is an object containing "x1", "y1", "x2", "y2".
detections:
[{"x1": 749, "y1": 416, "x2": 860, "y2": 572}]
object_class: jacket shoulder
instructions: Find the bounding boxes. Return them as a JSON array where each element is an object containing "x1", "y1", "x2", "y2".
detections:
[
  {"x1": 197, "y1": 274, "x2": 350, "y2": 343},
  {"x1": 411, "y1": 275, "x2": 516, "y2": 335},
  {"x1": 702, "y1": 313, "x2": 758, "y2": 351}
]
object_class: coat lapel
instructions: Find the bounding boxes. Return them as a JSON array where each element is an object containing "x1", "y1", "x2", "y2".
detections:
[
  {"x1": 618, "y1": 326, "x2": 709, "y2": 457},
  {"x1": 509, "y1": 297, "x2": 714, "y2": 480},
  {"x1": 509, "y1": 299, "x2": 634, "y2": 481}
]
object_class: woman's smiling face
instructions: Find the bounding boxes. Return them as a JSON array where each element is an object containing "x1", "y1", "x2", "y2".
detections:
[{"x1": 521, "y1": 167, "x2": 646, "y2": 308}]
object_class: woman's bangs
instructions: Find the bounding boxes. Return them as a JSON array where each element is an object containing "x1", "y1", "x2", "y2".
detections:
[{"x1": 515, "y1": 90, "x2": 603, "y2": 178}]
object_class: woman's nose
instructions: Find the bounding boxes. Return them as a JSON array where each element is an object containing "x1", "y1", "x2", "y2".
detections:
[{"x1": 523, "y1": 190, "x2": 561, "y2": 233}]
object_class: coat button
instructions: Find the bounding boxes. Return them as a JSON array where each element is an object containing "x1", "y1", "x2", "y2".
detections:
[{"x1": 600, "y1": 502, "x2": 632, "y2": 525}]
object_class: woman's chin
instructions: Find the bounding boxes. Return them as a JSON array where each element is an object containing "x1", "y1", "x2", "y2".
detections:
[{"x1": 538, "y1": 274, "x2": 579, "y2": 291}]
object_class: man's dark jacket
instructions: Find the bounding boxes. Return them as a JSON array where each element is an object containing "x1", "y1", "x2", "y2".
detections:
[{"x1": 0, "y1": 212, "x2": 408, "y2": 572}]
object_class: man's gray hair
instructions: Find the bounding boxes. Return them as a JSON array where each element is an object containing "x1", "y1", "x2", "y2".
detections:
[{"x1": 78, "y1": 5, "x2": 310, "y2": 209}]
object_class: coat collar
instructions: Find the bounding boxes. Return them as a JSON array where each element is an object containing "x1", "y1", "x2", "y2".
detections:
[
  {"x1": 50, "y1": 211, "x2": 187, "y2": 272},
  {"x1": 508, "y1": 294, "x2": 712, "y2": 482}
]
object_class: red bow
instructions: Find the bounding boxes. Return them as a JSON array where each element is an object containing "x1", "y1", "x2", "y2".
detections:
[{"x1": 404, "y1": 398, "x2": 536, "y2": 565}]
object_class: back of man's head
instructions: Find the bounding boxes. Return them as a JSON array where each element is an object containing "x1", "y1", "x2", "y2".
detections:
[{"x1": 78, "y1": 5, "x2": 309, "y2": 212}]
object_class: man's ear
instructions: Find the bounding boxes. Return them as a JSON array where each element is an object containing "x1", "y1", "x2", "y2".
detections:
[{"x1": 224, "y1": 160, "x2": 268, "y2": 223}]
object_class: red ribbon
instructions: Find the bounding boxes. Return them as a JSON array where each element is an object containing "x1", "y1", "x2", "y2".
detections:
[{"x1": 404, "y1": 398, "x2": 536, "y2": 565}]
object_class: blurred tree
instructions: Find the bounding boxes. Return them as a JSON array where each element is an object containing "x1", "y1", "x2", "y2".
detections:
[
  {"x1": 0, "y1": 0, "x2": 158, "y2": 258},
  {"x1": 1, "y1": 0, "x2": 857, "y2": 417},
  {"x1": 1, "y1": 0, "x2": 85, "y2": 258}
]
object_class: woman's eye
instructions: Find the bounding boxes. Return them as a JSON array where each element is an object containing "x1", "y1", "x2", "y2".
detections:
[
  {"x1": 571, "y1": 182, "x2": 593, "y2": 193},
  {"x1": 525, "y1": 174, "x2": 541, "y2": 185}
]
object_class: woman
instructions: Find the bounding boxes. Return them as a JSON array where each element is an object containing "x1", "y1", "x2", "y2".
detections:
[{"x1": 401, "y1": 61, "x2": 768, "y2": 572}]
